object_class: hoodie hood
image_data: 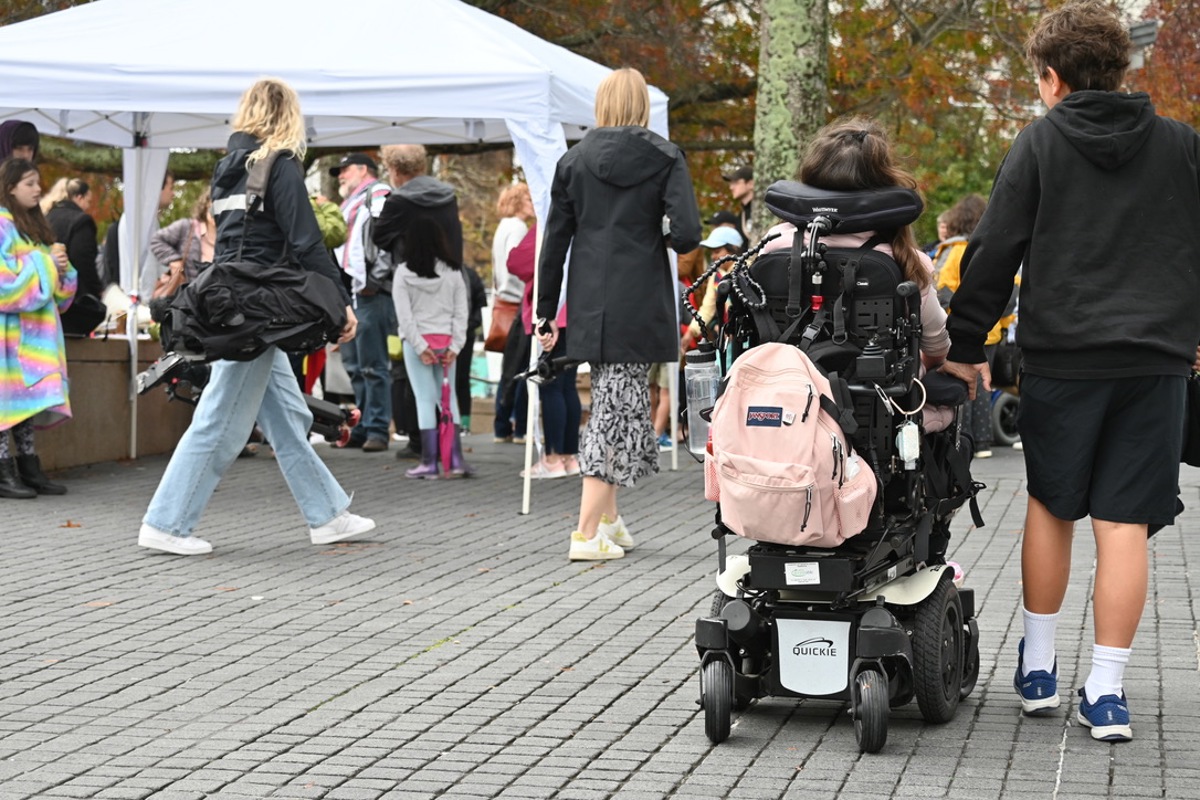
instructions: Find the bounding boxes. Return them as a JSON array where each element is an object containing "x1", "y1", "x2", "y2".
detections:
[
  {"x1": 395, "y1": 175, "x2": 456, "y2": 208},
  {"x1": 1047, "y1": 91, "x2": 1157, "y2": 170},
  {"x1": 214, "y1": 131, "x2": 262, "y2": 192},
  {"x1": 578, "y1": 127, "x2": 676, "y2": 188}
]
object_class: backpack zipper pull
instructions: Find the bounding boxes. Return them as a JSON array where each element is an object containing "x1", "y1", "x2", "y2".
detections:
[
  {"x1": 830, "y1": 433, "x2": 840, "y2": 481},
  {"x1": 802, "y1": 384, "x2": 815, "y2": 422},
  {"x1": 801, "y1": 485, "x2": 813, "y2": 531}
]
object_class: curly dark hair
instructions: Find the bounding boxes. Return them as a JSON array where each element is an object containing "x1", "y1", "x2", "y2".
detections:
[
  {"x1": 943, "y1": 194, "x2": 987, "y2": 238},
  {"x1": 1026, "y1": 1, "x2": 1131, "y2": 92}
]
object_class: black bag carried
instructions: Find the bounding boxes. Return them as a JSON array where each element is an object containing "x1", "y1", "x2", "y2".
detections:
[
  {"x1": 991, "y1": 338, "x2": 1022, "y2": 389},
  {"x1": 358, "y1": 182, "x2": 395, "y2": 294},
  {"x1": 164, "y1": 152, "x2": 346, "y2": 362},
  {"x1": 1182, "y1": 374, "x2": 1200, "y2": 467},
  {"x1": 60, "y1": 293, "x2": 108, "y2": 337}
]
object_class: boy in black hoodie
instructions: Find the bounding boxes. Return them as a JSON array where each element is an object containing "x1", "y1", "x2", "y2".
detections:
[{"x1": 942, "y1": 1, "x2": 1200, "y2": 743}]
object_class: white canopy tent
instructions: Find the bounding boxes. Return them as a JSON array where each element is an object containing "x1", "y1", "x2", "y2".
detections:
[{"x1": 0, "y1": 0, "x2": 680, "y2": 495}]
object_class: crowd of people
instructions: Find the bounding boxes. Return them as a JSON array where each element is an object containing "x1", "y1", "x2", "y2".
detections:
[{"x1": 2, "y1": 0, "x2": 1197, "y2": 747}]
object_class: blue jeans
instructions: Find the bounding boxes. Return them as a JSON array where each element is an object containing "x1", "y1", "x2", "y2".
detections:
[
  {"x1": 494, "y1": 381, "x2": 527, "y2": 438},
  {"x1": 540, "y1": 333, "x2": 580, "y2": 455},
  {"x1": 143, "y1": 348, "x2": 350, "y2": 537},
  {"x1": 340, "y1": 293, "x2": 394, "y2": 442},
  {"x1": 402, "y1": 343, "x2": 460, "y2": 430}
]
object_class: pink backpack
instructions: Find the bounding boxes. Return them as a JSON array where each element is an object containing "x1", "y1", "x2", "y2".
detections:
[{"x1": 704, "y1": 343, "x2": 877, "y2": 547}]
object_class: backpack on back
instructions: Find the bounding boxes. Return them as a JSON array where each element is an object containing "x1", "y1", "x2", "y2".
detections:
[
  {"x1": 358, "y1": 182, "x2": 394, "y2": 293},
  {"x1": 706, "y1": 343, "x2": 876, "y2": 548}
]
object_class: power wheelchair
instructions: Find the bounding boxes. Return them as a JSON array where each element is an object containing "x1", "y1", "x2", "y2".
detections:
[{"x1": 690, "y1": 182, "x2": 984, "y2": 753}]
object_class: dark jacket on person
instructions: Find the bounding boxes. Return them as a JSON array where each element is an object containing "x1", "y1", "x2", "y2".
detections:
[
  {"x1": 372, "y1": 175, "x2": 463, "y2": 265},
  {"x1": 463, "y1": 264, "x2": 486, "y2": 334},
  {"x1": 947, "y1": 91, "x2": 1200, "y2": 379},
  {"x1": 536, "y1": 126, "x2": 701, "y2": 364},
  {"x1": 210, "y1": 131, "x2": 350, "y2": 306},
  {"x1": 47, "y1": 199, "x2": 101, "y2": 299}
]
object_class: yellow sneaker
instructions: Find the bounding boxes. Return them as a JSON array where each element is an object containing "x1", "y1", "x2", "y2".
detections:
[
  {"x1": 568, "y1": 530, "x2": 624, "y2": 561},
  {"x1": 599, "y1": 514, "x2": 635, "y2": 550}
]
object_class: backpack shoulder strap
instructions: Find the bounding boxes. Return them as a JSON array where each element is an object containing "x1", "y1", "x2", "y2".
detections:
[
  {"x1": 819, "y1": 371, "x2": 858, "y2": 436},
  {"x1": 245, "y1": 150, "x2": 289, "y2": 214}
]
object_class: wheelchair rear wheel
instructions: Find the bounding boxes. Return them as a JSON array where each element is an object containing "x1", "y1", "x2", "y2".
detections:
[
  {"x1": 701, "y1": 659, "x2": 733, "y2": 743},
  {"x1": 912, "y1": 575, "x2": 964, "y2": 723},
  {"x1": 852, "y1": 668, "x2": 889, "y2": 753},
  {"x1": 991, "y1": 391, "x2": 1020, "y2": 446}
]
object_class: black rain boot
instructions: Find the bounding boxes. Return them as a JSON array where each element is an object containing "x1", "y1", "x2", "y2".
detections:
[
  {"x1": 0, "y1": 458, "x2": 37, "y2": 499},
  {"x1": 15, "y1": 454, "x2": 67, "y2": 495}
]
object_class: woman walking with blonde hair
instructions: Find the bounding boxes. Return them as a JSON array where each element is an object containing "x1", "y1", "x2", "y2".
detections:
[
  {"x1": 537, "y1": 67, "x2": 701, "y2": 560},
  {"x1": 138, "y1": 78, "x2": 374, "y2": 555}
]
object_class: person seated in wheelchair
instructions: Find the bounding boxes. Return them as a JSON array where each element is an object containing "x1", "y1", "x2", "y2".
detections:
[
  {"x1": 710, "y1": 116, "x2": 978, "y2": 557},
  {"x1": 758, "y1": 117, "x2": 948, "y2": 378}
]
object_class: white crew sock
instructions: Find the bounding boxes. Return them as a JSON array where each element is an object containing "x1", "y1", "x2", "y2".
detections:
[
  {"x1": 1022, "y1": 607, "x2": 1059, "y2": 675},
  {"x1": 1083, "y1": 644, "x2": 1131, "y2": 704}
]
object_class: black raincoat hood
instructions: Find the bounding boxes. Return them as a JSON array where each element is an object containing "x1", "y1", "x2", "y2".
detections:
[{"x1": 579, "y1": 126, "x2": 677, "y2": 187}]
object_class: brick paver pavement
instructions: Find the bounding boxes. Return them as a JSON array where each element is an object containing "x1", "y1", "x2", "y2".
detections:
[{"x1": 0, "y1": 437, "x2": 1197, "y2": 799}]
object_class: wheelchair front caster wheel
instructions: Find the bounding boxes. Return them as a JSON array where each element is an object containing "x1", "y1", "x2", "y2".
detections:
[
  {"x1": 852, "y1": 668, "x2": 889, "y2": 753},
  {"x1": 701, "y1": 659, "x2": 733, "y2": 744}
]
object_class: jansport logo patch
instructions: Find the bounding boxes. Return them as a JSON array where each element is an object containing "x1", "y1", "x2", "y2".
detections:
[{"x1": 746, "y1": 406, "x2": 783, "y2": 427}]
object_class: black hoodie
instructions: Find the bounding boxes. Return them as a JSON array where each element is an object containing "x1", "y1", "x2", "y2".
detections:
[
  {"x1": 947, "y1": 91, "x2": 1200, "y2": 378},
  {"x1": 536, "y1": 126, "x2": 701, "y2": 364}
]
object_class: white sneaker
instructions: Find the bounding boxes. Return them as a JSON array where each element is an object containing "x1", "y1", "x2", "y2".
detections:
[
  {"x1": 568, "y1": 530, "x2": 624, "y2": 561},
  {"x1": 138, "y1": 524, "x2": 213, "y2": 555},
  {"x1": 1012, "y1": 440, "x2": 1024, "y2": 451},
  {"x1": 599, "y1": 514, "x2": 636, "y2": 550},
  {"x1": 310, "y1": 510, "x2": 376, "y2": 545},
  {"x1": 974, "y1": 449, "x2": 994, "y2": 459}
]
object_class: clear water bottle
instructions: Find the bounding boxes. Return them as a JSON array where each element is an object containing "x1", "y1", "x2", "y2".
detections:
[{"x1": 685, "y1": 342, "x2": 720, "y2": 455}]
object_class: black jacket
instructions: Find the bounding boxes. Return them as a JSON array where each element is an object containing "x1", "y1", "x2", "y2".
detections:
[
  {"x1": 372, "y1": 175, "x2": 463, "y2": 265},
  {"x1": 947, "y1": 91, "x2": 1200, "y2": 378},
  {"x1": 47, "y1": 200, "x2": 101, "y2": 298},
  {"x1": 211, "y1": 131, "x2": 350, "y2": 306},
  {"x1": 537, "y1": 126, "x2": 701, "y2": 364}
]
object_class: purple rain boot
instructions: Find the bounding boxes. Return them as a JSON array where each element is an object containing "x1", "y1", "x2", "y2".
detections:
[
  {"x1": 448, "y1": 428, "x2": 475, "y2": 478},
  {"x1": 405, "y1": 430, "x2": 440, "y2": 479}
]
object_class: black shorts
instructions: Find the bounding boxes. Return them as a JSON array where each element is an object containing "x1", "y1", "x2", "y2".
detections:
[{"x1": 1018, "y1": 373, "x2": 1185, "y2": 525}]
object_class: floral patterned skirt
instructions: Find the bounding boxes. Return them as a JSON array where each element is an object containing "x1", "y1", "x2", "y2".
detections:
[{"x1": 579, "y1": 362, "x2": 659, "y2": 488}]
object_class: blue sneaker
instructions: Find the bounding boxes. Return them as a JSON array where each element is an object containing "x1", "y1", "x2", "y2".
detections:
[
  {"x1": 1076, "y1": 688, "x2": 1132, "y2": 742},
  {"x1": 1014, "y1": 639, "x2": 1061, "y2": 715},
  {"x1": 657, "y1": 433, "x2": 674, "y2": 451}
]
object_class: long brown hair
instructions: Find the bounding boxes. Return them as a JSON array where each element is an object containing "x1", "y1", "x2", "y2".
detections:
[
  {"x1": 799, "y1": 117, "x2": 930, "y2": 289},
  {"x1": 1, "y1": 159, "x2": 55, "y2": 245}
]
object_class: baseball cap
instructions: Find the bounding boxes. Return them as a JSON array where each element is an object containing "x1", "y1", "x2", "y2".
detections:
[
  {"x1": 708, "y1": 210, "x2": 739, "y2": 227},
  {"x1": 722, "y1": 165, "x2": 753, "y2": 182},
  {"x1": 699, "y1": 226, "x2": 745, "y2": 250},
  {"x1": 328, "y1": 153, "x2": 377, "y2": 176}
]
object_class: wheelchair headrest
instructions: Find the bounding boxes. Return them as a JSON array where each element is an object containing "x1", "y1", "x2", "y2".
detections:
[{"x1": 764, "y1": 181, "x2": 923, "y2": 233}]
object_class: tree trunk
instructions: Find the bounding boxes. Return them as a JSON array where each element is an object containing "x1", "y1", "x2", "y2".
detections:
[{"x1": 752, "y1": 0, "x2": 829, "y2": 237}]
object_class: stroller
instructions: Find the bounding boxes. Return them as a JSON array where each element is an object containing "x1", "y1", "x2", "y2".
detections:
[{"x1": 691, "y1": 181, "x2": 984, "y2": 753}]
